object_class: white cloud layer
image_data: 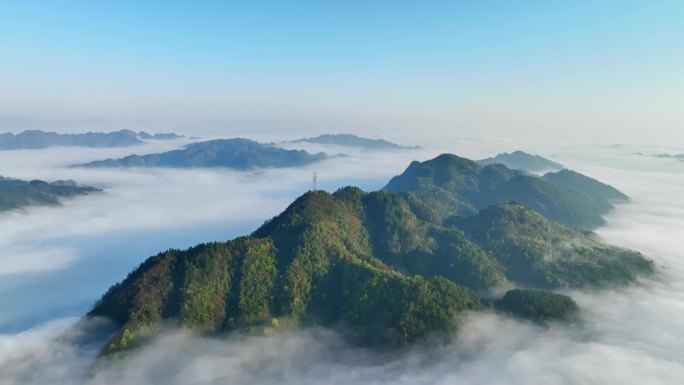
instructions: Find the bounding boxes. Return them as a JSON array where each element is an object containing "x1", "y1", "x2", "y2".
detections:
[
  {"x1": 1, "y1": 138, "x2": 683, "y2": 384},
  {"x1": 0, "y1": 141, "x2": 441, "y2": 331}
]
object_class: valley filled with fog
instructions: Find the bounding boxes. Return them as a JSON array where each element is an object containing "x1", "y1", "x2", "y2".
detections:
[{"x1": 0, "y1": 136, "x2": 683, "y2": 384}]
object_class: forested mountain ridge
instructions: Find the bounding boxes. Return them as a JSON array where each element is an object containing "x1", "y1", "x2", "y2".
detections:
[
  {"x1": 0, "y1": 129, "x2": 181, "y2": 150},
  {"x1": 292, "y1": 133, "x2": 420, "y2": 150},
  {"x1": 542, "y1": 169, "x2": 628, "y2": 202},
  {"x1": 0, "y1": 177, "x2": 100, "y2": 212},
  {"x1": 384, "y1": 154, "x2": 628, "y2": 230},
  {"x1": 477, "y1": 150, "x2": 563, "y2": 173},
  {"x1": 89, "y1": 181, "x2": 653, "y2": 354},
  {"x1": 77, "y1": 138, "x2": 328, "y2": 169}
]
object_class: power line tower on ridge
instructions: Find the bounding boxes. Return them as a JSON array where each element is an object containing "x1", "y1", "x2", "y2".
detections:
[{"x1": 312, "y1": 171, "x2": 318, "y2": 191}]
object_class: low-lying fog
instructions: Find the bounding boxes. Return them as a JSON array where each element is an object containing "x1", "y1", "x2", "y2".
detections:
[{"x1": 1, "y1": 136, "x2": 683, "y2": 384}]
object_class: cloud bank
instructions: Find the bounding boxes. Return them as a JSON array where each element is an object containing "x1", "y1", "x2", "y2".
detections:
[
  {"x1": 1, "y1": 139, "x2": 684, "y2": 384},
  {"x1": 0, "y1": 141, "x2": 440, "y2": 331}
]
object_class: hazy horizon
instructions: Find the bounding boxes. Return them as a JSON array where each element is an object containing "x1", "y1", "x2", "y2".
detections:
[{"x1": 2, "y1": 1, "x2": 683, "y2": 144}]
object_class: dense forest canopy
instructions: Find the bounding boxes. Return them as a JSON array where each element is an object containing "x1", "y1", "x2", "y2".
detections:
[
  {"x1": 89, "y1": 155, "x2": 652, "y2": 354},
  {"x1": 0, "y1": 177, "x2": 100, "y2": 212},
  {"x1": 384, "y1": 153, "x2": 629, "y2": 230}
]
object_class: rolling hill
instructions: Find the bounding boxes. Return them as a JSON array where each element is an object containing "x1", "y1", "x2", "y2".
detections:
[
  {"x1": 0, "y1": 177, "x2": 100, "y2": 212},
  {"x1": 77, "y1": 139, "x2": 328, "y2": 169},
  {"x1": 477, "y1": 151, "x2": 563, "y2": 173},
  {"x1": 384, "y1": 154, "x2": 628, "y2": 230},
  {"x1": 89, "y1": 176, "x2": 652, "y2": 354},
  {"x1": 0, "y1": 129, "x2": 182, "y2": 150},
  {"x1": 292, "y1": 134, "x2": 420, "y2": 150}
]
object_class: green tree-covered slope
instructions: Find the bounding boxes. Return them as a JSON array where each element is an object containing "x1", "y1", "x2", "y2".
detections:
[
  {"x1": 0, "y1": 177, "x2": 100, "y2": 212},
  {"x1": 542, "y1": 169, "x2": 629, "y2": 202},
  {"x1": 494, "y1": 289, "x2": 579, "y2": 323},
  {"x1": 89, "y1": 186, "x2": 653, "y2": 354},
  {"x1": 448, "y1": 203, "x2": 651, "y2": 288},
  {"x1": 384, "y1": 154, "x2": 626, "y2": 230}
]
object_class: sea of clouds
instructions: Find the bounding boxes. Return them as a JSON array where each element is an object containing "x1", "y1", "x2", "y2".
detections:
[{"x1": 1, "y1": 135, "x2": 683, "y2": 384}]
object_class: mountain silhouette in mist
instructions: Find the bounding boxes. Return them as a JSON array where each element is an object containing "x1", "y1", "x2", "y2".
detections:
[
  {"x1": 77, "y1": 138, "x2": 329, "y2": 170},
  {"x1": 385, "y1": 154, "x2": 628, "y2": 230},
  {"x1": 292, "y1": 134, "x2": 420, "y2": 150},
  {"x1": 0, "y1": 176, "x2": 100, "y2": 212},
  {"x1": 477, "y1": 151, "x2": 563, "y2": 173},
  {"x1": 0, "y1": 129, "x2": 182, "y2": 150}
]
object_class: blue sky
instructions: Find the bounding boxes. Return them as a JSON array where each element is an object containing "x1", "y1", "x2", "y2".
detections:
[{"x1": 0, "y1": 1, "x2": 682, "y2": 140}]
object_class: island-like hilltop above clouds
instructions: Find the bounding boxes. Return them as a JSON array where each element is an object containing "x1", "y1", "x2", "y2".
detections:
[{"x1": 88, "y1": 152, "x2": 652, "y2": 355}]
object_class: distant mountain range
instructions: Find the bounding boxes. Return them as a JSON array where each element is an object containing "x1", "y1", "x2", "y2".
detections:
[
  {"x1": 0, "y1": 129, "x2": 183, "y2": 150},
  {"x1": 477, "y1": 151, "x2": 563, "y2": 173},
  {"x1": 0, "y1": 177, "x2": 100, "y2": 212},
  {"x1": 88, "y1": 153, "x2": 651, "y2": 356},
  {"x1": 292, "y1": 134, "x2": 420, "y2": 150},
  {"x1": 633, "y1": 152, "x2": 684, "y2": 163},
  {"x1": 650, "y1": 153, "x2": 684, "y2": 161},
  {"x1": 77, "y1": 138, "x2": 328, "y2": 169}
]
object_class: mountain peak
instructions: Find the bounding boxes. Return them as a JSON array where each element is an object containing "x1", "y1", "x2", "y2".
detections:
[
  {"x1": 478, "y1": 151, "x2": 563, "y2": 173},
  {"x1": 384, "y1": 153, "x2": 625, "y2": 230},
  {"x1": 292, "y1": 133, "x2": 419, "y2": 150},
  {"x1": 88, "y1": 177, "x2": 653, "y2": 354},
  {"x1": 77, "y1": 139, "x2": 328, "y2": 170},
  {"x1": 84, "y1": 154, "x2": 651, "y2": 356}
]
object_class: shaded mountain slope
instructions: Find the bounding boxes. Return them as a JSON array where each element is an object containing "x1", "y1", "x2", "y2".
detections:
[
  {"x1": 0, "y1": 177, "x2": 100, "y2": 212},
  {"x1": 89, "y1": 186, "x2": 653, "y2": 354},
  {"x1": 384, "y1": 154, "x2": 625, "y2": 230},
  {"x1": 478, "y1": 151, "x2": 563, "y2": 173},
  {"x1": 448, "y1": 203, "x2": 652, "y2": 288},
  {"x1": 542, "y1": 169, "x2": 629, "y2": 203},
  {"x1": 494, "y1": 289, "x2": 579, "y2": 324},
  {"x1": 0, "y1": 129, "x2": 181, "y2": 150},
  {"x1": 77, "y1": 139, "x2": 328, "y2": 169},
  {"x1": 292, "y1": 133, "x2": 419, "y2": 150}
]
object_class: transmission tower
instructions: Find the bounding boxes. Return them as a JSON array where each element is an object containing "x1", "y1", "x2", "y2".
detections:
[{"x1": 312, "y1": 171, "x2": 318, "y2": 191}]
